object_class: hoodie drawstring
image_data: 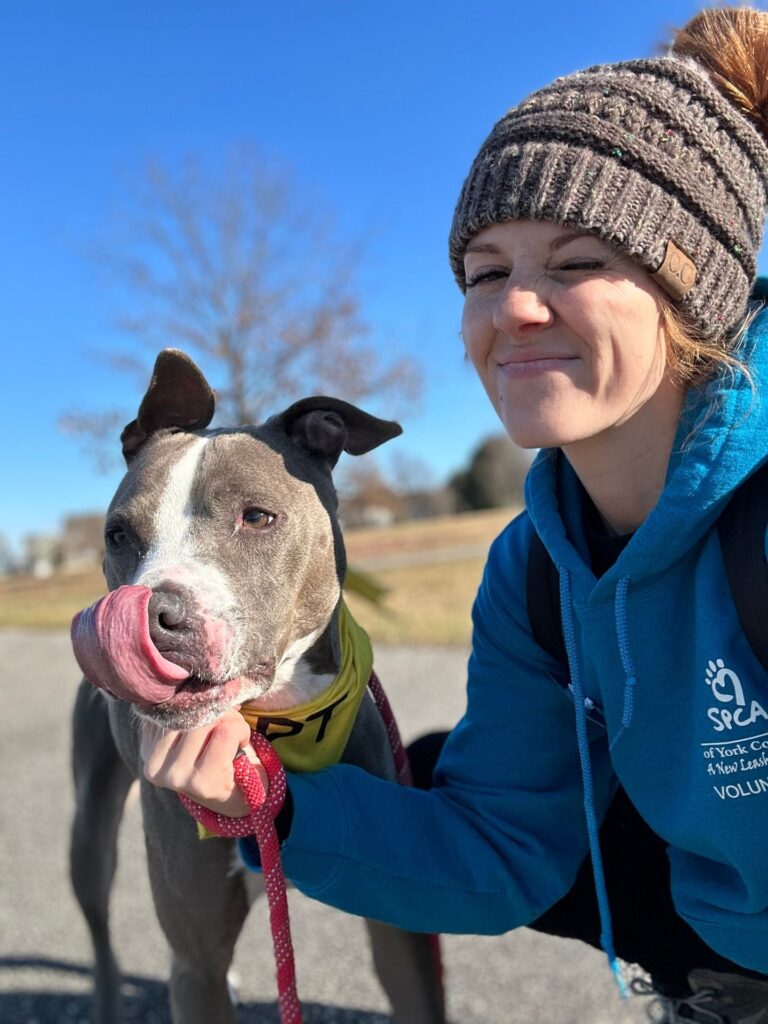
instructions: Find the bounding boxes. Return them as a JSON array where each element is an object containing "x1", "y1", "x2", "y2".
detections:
[
  {"x1": 610, "y1": 575, "x2": 637, "y2": 752},
  {"x1": 559, "y1": 568, "x2": 628, "y2": 998}
]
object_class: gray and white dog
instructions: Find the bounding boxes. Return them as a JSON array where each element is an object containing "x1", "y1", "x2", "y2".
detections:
[{"x1": 70, "y1": 349, "x2": 445, "y2": 1024}]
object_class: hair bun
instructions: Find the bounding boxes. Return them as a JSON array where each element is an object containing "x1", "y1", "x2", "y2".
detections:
[{"x1": 671, "y1": 7, "x2": 768, "y2": 141}]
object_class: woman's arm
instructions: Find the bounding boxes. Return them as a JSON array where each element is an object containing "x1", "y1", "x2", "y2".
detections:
[
  {"x1": 141, "y1": 515, "x2": 614, "y2": 935},
  {"x1": 270, "y1": 517, "x2": 616, "y2": 934}
]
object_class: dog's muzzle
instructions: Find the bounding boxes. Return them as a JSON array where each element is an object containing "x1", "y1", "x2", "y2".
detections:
[{"x1": 72, "y1": 585, "x2": 190, "y2": 706}]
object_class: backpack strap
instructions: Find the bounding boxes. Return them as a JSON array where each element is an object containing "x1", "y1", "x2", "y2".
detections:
[
  {"x1": 526, "y1": 459, "x2": 768, "y2": 679},
  {"x1": 716, "y1": 459, "x2": 768, "y2": 674},
  {"x1": 526, "y1": 529, "x2": 567, "y2": 671}
]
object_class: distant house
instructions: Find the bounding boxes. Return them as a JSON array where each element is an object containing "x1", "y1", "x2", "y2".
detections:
[
  {"x1": 24, "y1": 533, "x2": 62, "y2": 579},
  {"x1": 61, "y1": 513, "x2": 105, "y2": 573},
  {"x1": 402, "y1": 486, "x2": 457, "y2": 521},
  {"x1": 339, "y1": 483, "x2": 407, "y2": 529}
]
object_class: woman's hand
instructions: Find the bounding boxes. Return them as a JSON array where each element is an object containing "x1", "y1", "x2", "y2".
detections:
[{"x1": 140, "y1": 709, "x2": 268, "y2": 818}]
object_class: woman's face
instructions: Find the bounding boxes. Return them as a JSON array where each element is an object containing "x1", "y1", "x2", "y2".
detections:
[{"x1": 461, "y1": 219, "x2": 676, "y2": 450}]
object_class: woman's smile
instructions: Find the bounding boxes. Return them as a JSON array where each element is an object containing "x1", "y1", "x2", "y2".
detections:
[
  {"x1": 496, "y1": 352, "x2": 580, "y2": 378},
  {"x1": 461, "y1": 219, "x2": 675, "y2": 450}
]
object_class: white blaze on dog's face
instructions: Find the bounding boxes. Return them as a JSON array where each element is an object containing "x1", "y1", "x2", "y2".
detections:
[
  {"x1": 104, "y1": 425, "x2": 343, "y2": 729},
  {"x1": 97, "y1": 348, "x2": 402, "y2": 730}
]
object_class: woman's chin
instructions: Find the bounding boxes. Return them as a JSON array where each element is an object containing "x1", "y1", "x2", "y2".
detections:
[
  {"x1": 502, "y1": 417, "x2": 583, "y2": 450},
  {"x1": 495, "y1": 390, "x2": 591, "y2": 449}
]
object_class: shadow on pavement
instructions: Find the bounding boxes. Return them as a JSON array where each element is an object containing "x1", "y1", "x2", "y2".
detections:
[{"x1": 0, "y1": 957, "x2": 391, "y2": 1024}]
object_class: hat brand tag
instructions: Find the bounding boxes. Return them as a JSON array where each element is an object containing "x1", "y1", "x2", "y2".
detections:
[{"x1": 652, "y1": 240, "x2": 697, "y2": 300}]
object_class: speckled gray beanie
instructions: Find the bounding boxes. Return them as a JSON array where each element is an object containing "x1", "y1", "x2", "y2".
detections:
[{"x1": 448, "y1": 57, "x2": 768, "y2": 338}]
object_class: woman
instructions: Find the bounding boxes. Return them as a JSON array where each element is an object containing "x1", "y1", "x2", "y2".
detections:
[{"x1": 141, "y1": 8, "x2": 768, "y2": 1019}]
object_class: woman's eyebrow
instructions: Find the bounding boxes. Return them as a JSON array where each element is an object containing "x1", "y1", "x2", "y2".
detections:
[
  {"x1": 464, "y1": 240, "x2": 501, "y2": 256},
  {"x1": 549, "y1": 231, "x2": 589, "y2": 252},
  {"x1": 464, "y1": 231, "x2": 592, "y2": 258}
]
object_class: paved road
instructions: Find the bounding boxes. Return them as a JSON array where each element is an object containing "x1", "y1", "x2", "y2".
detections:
[{"x1": 0, "y1": 630, "x2": 652, "y2": 1024}]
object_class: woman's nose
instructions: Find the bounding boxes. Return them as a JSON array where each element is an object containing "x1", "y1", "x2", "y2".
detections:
[{"x1": 492, "y1": 281, "x2": 555, "y2": 337}]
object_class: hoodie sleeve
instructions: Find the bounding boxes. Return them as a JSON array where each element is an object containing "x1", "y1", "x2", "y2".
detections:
[{"x1": 261, "y1": 515, "x2": 617, "y2": 934}]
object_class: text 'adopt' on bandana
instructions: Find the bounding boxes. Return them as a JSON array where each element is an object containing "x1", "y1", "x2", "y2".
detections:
[
  {"x1": 239, "y1": 602, "x2": 372, "y2": 770},
  {"x1": 197, "y1": 602, "x2": 372, "y2": 839}
]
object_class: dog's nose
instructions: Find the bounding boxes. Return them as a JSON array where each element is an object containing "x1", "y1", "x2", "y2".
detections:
[{"x1": 148, "y1": 590, "x2": 189, "y2": 646}]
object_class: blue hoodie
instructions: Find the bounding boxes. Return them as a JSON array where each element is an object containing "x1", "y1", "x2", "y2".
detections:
[{"x1": 243, "y1": 307, "x2": 768, "y2": 978}]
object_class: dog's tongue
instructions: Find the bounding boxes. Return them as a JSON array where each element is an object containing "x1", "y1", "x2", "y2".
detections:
[{"x1": 71, "y1": 585, "x2": 189, "y2": 706}]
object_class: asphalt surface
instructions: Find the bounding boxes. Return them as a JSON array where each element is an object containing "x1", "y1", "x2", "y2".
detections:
[{"x1": 0, "y1": 629, "x2": 653, "y2": 1024}]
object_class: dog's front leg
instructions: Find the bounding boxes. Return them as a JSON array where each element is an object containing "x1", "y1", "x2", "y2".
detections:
[
  {"x1": 365, "y1": 919, "x2": 446, "y2": 1024},
  {"x1": 140, "y1": 780, "x2": 251, "y2": 1024},
  {"x1": 342, "y1": 695, "x2": 447, "y2": 1023},
  {"x1": 71, "y1": 680, "x2": 135, "y2": 1024}
]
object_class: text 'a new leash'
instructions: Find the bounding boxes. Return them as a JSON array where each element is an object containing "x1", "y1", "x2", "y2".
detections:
[{"x1": 178, "y1": 730, "x2": 302, "y2": 1024}]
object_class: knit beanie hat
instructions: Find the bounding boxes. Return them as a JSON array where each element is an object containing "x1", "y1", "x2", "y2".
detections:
[{"x1": 449, "y1": 8, "x2": 768, "y2": 339}]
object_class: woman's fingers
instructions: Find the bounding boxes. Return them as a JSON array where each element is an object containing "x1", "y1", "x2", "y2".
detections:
[
  {"x1": 139, "y1": 719, "x2": 183, "y2": 778},
  {"x1": 194, "y1": 717, "x2": 253, "y2": 796},
  {"x1": 194, "y1": 713, "x2": 270, "y2": 808},
  {"x1": 140, "y1": 709, "x2": 266, "y2": 817}
]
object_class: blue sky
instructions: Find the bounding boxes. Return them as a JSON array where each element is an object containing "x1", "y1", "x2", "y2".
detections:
[{"x1": 0, "y1": 0, "x2": 750, "y2": 551}]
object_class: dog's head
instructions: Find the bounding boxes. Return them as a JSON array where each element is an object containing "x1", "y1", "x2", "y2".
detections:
[{"x1": 72, "y1": 348, "x2": 401, "y2": 729}]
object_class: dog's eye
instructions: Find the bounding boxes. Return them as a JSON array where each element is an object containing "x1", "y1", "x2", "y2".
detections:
[
  {"x1": 105, "y1": 525, "x2": 129, "y2": 548},
  {"x1": 242, "y1": 507, "x2": 275, "y2": 529}
]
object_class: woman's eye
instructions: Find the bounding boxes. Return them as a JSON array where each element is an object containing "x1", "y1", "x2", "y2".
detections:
[
  {"x1": 465, "y1": 268, "x2": 509, "y2": 288},
  {"x1": 242, "y1": 507, "x2": 276, "y2": 529},
  {"x1": 558, "y1": 260, "x2": 605, "y2": 272}
]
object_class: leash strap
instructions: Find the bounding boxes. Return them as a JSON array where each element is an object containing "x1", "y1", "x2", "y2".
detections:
[
  {"x1": 178, "y1": 730, "x2": 302, "y2": 1024},
  {"x1": 367, "y1": 669, "x2": 413, "y2": 786},
  {"x1": 179, "y1": 670, "x2": 444, "y2": 1023}
]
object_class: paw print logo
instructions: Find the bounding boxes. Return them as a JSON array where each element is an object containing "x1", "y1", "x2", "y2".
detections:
[{"x1": 705, "y1": 658, "x2": 746, "y2": 706}]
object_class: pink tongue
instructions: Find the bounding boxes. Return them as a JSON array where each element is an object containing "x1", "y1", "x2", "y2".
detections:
[{"x1": 71, "y1": 585, "x2": 189, "y2": 706}]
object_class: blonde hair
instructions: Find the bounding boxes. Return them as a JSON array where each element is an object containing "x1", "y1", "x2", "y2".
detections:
[
  {"x1": 659, "y1": 292, "x2": 762, "y2": 391},
  {"x1": 671, "y1": 7, "x2": 768, "y2": 141},
  {"x1": 659, "y1": 6, "x2": 768, "y2": 390}
]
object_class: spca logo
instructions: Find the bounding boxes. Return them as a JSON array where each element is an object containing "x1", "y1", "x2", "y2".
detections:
[{"x1": 706, "y1": 658, "x2": 768, "y2": 732}]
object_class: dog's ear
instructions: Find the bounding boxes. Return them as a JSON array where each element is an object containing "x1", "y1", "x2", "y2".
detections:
[
  {"x1": 276, "y1": 397, "x2": 402, "y2": 468},
  {"x1": 121, "y1": 349, "x2": 215, "y2": 462}
]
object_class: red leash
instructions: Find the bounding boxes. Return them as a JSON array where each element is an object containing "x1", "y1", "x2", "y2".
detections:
[
  {"x1": 179, "y1": 672, "x2": 444, "y2": 1023},
  {"x1": 179, "y1": 731, "x2": 302, "y2": 1024},
  {"x1": 367, "y1": 669, "x2": 413, "y2": 787}
]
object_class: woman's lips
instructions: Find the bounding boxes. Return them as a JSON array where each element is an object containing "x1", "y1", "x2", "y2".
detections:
[{"x1": 497, "y1": 355, "x2": 578, "y2": 378}]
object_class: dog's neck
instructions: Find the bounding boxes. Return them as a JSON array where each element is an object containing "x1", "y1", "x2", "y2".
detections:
[{"x1": 246, "y1": 608, "x2": 341, "y2": 711}]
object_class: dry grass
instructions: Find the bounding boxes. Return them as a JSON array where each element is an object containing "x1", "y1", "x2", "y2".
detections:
[
  {"x1": 0, "y1": 506, "x2": 518, "y2": 644},
  {"x1": 344, "y1": 507, "x2": 514, "y2": 561},
  {"x1": 345, "y1": 557, "x2": 486, "y2": 646},
  {"x1": 0, "y1": 568, "x2": 106, "y2": 629}
]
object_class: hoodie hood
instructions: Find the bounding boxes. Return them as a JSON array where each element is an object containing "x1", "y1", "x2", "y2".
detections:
[
  {"x1": 270, "y1": 300, "x2": 768, "y2": 981},
  {"x1": 525, "y1": 304, "x2": 768, "y2": 587},
  {"x1": 523, "y1": 301, "x2": 768, "y2": 992}
]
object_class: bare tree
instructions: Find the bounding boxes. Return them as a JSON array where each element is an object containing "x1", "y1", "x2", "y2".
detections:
[
  {"x1": 61, "y1": 148, "x2": 420, "y2": 459},
  {"x1": 0, "y1": 533, "x2": 19, "y2": 576},
  {"x1": 388, "y1": 450, "x2": 437, "y2": 496}
]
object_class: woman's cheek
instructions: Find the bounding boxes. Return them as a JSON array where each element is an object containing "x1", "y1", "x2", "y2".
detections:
[{"x1": 461, "y1": 302, "x2": 489, "y2": 363}]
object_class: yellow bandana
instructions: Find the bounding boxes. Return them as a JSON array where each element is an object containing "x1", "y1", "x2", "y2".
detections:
[
  {"x1": 198, "y1": 603, "x2": 372, "y2": 839},
  {"x1": 238, "y1": 602, "x2": 372, "y2": 772}
]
